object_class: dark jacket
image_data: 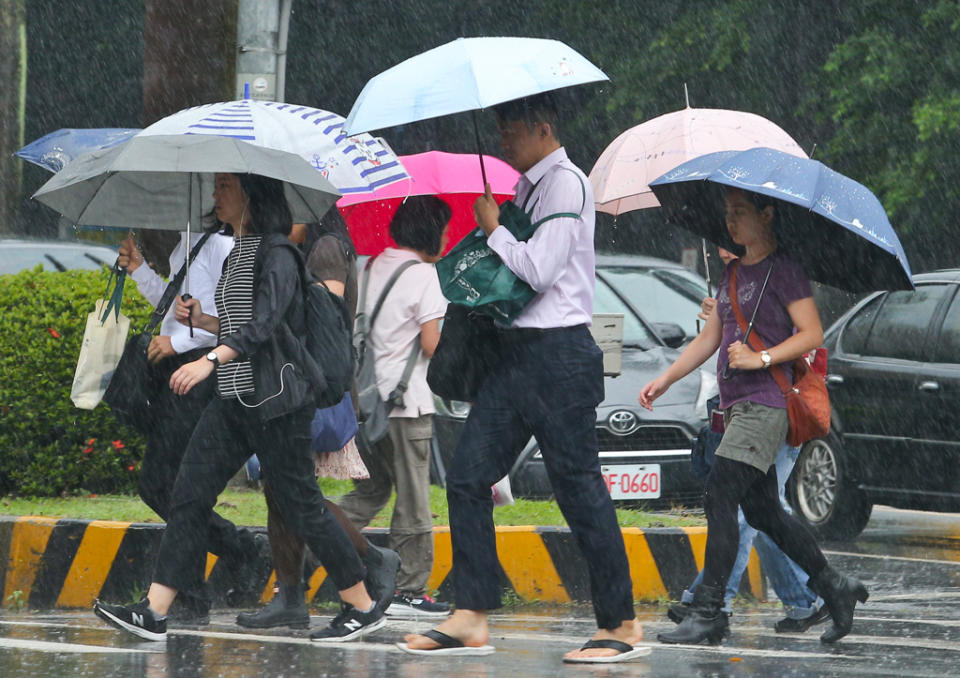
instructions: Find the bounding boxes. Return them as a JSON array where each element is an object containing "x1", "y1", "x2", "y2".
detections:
[{"x1": 219, "y1": 233, "x2": 324, "y2": 422}]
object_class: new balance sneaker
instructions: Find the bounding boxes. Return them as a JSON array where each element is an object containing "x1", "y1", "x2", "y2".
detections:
[
  {"x1": 309, "y1": 603, "x2": 386, "y2": 642},
  {"x1": 93, "y1": 597, "x2": 167, "y2": 641},
  {"x1": 385, "y1": 592, "x2": 451, "y2": 619}
]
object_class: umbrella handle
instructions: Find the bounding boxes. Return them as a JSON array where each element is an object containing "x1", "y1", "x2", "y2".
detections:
[
  {"x1": 471, "y1": 110, "x2": 488, "y2": 188},
  {"x1": 180, "y1": 293, "x2": 194, "y2": 338}
]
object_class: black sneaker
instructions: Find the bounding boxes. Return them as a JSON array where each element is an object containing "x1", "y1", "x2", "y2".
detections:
[
  {"x1": 385, "y1": 592, "x2": 451, "y2": 619},
  {"x1": 94, "y1": 598, "x2": 167, "y2": 641},
  {"x1": 236, "y1": 585, "x2": 310, "y2": 630},
  {"x1": 309, "y1": 603, "x2": 386, "y2": 642}
]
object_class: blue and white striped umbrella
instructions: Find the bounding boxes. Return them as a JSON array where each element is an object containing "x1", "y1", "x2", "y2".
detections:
[{"x1": 140, "y1": 100, "x2": 409, "y2": 194}]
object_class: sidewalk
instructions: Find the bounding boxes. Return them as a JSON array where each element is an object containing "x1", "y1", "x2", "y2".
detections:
[{"x1": 0, "y1": 515, "x2": 763, "y2": 609}]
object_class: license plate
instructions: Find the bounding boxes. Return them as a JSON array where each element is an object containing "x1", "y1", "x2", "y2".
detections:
[{"x1": 601, "y1": 463, "x2": 661, "y2": 500}]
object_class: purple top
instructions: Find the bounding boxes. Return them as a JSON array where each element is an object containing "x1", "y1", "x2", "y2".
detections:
[{"x1": 716, "y1": 250, "x2": 812, "y2": 410}]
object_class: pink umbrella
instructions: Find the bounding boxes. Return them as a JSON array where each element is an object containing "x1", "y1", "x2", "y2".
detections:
[
  {"x1": 337, "y1": 150, "x2": 520, "y2": 256},
  {"x1": 590, "y1": 106, "x2": 807, "y2": 215}
]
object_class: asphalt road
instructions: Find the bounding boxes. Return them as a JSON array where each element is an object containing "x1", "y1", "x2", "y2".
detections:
[{"x1": 3, "y1": 506, "x2": 960, "y2": 677}]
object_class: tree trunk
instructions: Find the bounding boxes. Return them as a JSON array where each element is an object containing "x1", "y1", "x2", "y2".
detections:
[
  {"x1": 0, "y1": 0, "x2": 26, "y2": 235},
  {"x1": 140, "y1": 0, "x2": 238, "y2": 274}
]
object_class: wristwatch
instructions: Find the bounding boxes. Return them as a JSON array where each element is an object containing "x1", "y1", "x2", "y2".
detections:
[
  {"x1": 206, "y1": 351, "x2": 220, "y2": 367},
  {"x1": 760, "y1": 350, "x2": 772, "y2": 369}
]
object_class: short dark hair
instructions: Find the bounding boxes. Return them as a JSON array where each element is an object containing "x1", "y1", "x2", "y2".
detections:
[
  {"x1": 389, "y1": 195, "x2": 451, "y2": 256},
  {"x1": 493, "y1": 92, "x2": 561, "y2": 142},
  {"x1": 237, "y1": 173, "x2": 293, "y2": 236}
]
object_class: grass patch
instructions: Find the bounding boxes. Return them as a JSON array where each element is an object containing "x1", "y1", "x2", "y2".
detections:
[{"x1": 0, "y1": 481, "x2": 705, "y2": 529}]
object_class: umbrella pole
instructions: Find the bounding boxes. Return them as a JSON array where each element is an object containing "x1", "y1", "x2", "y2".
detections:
[
  {"x1": 183, "y1": 174, "x2": 194, "y2": 337},
  {"x1": 471, "y1": 110, "x2": 488, "y2": 188}
]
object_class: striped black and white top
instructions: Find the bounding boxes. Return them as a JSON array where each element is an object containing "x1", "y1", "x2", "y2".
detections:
[{"x1": 215, "y1": 234, "x2": 262, "y2": 399}]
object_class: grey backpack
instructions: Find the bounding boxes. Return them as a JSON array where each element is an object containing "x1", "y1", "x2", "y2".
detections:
[{"x1": 354, "y1": 259, "x2": 420, "y2": 445}]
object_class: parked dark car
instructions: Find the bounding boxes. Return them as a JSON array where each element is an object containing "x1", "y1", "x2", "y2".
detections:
[
  {"x1": 787, "y1": 269, "x2": 960, "y2": 539},
  {"x1": 431, "y1": 255, "x2": 717, "y2": 508},
  {"x1": 0, "y1": 238, "x2": 117, "y2": 274}
]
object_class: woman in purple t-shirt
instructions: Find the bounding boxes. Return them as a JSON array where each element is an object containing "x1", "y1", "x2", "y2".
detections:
[{"x1": 638, "y1": 188, "x2": 867, "y2": 646}]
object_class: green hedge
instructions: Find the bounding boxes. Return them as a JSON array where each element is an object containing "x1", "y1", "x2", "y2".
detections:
[{"x1": 0, "y1": 266, "x2": 154, "y2": 496}]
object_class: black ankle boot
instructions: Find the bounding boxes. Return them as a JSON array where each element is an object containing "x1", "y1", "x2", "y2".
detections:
[
  {"x1": 658, "y1": 584, "x2": 729, "y2": 645},
  {"x1": 667, "y1": 601, "x2": 690, "y2": 624},
  {"x1": 362, "y1": 543, "x2": 401, "y2": 614},
  {"x1": 807, "y1": 565, "x2": 868, "y2": 643},
  {"x1": 235, "y1": 583, "x2": 309, "y2": 629}
]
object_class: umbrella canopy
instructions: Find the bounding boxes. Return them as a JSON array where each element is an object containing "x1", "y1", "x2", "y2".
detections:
[
  {"x1": 590, "y1": 107, "x2": 807, "y2": 215},
  {"x1": 337, "y1": 151, "x2": 519, "y2": 256},
  {"x1": 648, "y1": 147, "x2": 914, "y2": 292},
  {"x1": 15, "y1": 128, "x2": 140, "y2": 173},
  {"x1": 140, "y1": 99, "x2": 409, "y2": 194},
  {"x1": 344, "y1": 36, "x2": 608, "y2": 135},
  {"x1": 32, "y1": 134, "x2": 341, "y2": 230}
]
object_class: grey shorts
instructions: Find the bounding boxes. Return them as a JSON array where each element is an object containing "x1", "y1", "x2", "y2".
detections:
[{"x1": 716, "y1": 401, "x2": 789, "y2": 472}]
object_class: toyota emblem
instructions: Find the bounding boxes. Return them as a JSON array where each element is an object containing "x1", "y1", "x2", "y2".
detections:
[{"x1": 608, "y1": 410, "x2": 639, "y2": 435}]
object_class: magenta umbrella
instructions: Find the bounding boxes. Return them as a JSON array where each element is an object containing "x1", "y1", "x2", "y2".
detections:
[
  {"x1": 590, "y1": 105, "x2": 807, "y2": 215},
  {"x1": 337, "y1": 150, "x2": 519, "y2": 256}
]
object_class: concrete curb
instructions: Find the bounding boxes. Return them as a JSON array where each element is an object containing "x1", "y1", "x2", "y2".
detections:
[{"x1": 1, "y1": 516, "x2": 763, "y2": 610}]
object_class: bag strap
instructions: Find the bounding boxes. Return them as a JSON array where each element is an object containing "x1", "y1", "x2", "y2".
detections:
[
  {"x1": 100, "y1": 262, "x2": 127, "y2": 323},
  {"x1": 388, "y1": 338, "x2": 422, "y2": 405},
  {"x1": 519, "y1": 166, "x2": 587, "y2": 219},
  {"x1": 360, "y1": 259, "x2": 419, "y2": 334},
  {"x1": 728, "y1": 260, "x2": 793, "y2": 395},
  {"x1": 143, "y1": 230, "x2": 214, "y2": 334}
]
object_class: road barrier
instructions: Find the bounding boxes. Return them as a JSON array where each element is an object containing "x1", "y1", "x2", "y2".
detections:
[{"x1": 0, "y1": 516, "x2": 763, "y2": 609}]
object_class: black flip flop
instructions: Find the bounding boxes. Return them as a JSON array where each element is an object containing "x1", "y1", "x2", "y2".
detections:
[
  {"x1": 563, "y1": 638, "x2": 652, "y2": 664},
  {"x1": 396, "y1": 629, "x2": 496, "y2": 656}
]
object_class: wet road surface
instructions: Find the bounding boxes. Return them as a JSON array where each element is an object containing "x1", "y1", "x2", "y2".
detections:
[{"x1": 4, "y1": 506, "x2": 960, "y2": 677}]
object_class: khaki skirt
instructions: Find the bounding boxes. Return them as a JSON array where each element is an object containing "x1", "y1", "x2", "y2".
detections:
[{"x1": 716, "y1": 401, "x2": 789, "y2": 473}]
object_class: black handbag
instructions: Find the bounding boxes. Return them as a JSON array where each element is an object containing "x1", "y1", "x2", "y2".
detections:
[
  {"x1": 427, "y1": 303, "x2": 501, "y2": 402},
  {"x1": 103, "y1": 232, "x2": 212, "y2": 433}
]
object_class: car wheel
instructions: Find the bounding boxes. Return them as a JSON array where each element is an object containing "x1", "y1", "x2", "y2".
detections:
[{"x1": 788, "y1": 432, "x2": 872, "y2": 541}]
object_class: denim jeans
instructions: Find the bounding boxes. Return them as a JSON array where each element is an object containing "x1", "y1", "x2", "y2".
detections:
[
  {"x1": 445, "y1": 326, "x2": 635, "y2": 629},
  {"x1": 682, "y1": 443, "x2": 822, "y2": 618}
]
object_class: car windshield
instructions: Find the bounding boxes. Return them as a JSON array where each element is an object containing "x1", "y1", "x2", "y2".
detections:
[
  {"x1": 598, "y1": 266, "x2": 708, "y2": 338},
  {"x1": 593, "y1": 277, "x2": 660, "y2": 349}
]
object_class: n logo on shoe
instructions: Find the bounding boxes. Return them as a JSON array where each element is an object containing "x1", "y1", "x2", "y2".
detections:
[
  {"x1": 344, "y1": 619, "x2": 362, "y2": 632},
  {"x1": 131, "y1": 612, "x2": 144, "y2": 627}
]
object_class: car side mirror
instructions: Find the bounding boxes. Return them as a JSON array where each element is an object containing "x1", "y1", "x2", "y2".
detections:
[{"x1": 652, "y1": 322, "x2": 686, "y2": 348}]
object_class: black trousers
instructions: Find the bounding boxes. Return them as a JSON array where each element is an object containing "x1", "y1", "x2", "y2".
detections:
[
  {"x1": 445, "y1": 326, "x2": 635, "y2": 630},
  {"x1": 139, "y1": 348, "x2": 253, "y2": 563},
  {"x1": 152, "y1": 397, "x2": 365, "y2": 595},
  {"x1": 702, "y1": 455, "x2": 828, "y2": 591}
]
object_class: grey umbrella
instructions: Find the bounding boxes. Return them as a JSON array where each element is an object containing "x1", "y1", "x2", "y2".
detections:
[{"x1": 32, "y1": 133, "x2": 341, "y2": 230}]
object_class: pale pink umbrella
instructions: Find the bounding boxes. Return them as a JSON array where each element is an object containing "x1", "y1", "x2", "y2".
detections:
[
  {"x1": 337, "y1": 150, "x2": 519, "y2": 256},
  {"x1": 590, "y1": 105, "x2": 807, "y2": 215}
]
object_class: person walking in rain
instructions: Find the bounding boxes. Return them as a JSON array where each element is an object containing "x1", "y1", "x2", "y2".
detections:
[
  {"x1": 400, "y1": 93, "x2": 647, "y2": 663},
  {"x1": 94, "y1": 173, "x2": 386, "y2": 642},
  {"x1": 338, "y1": 196, "x2": 452, "y2": 620},
  {"x1": 640, "y1": 187, "x2": 868, "y2": 645},
  {"x1": 117, "y1": 224, "x2": 266, "y2": 621},
  {"x1": 235, "y1": 212, "x2": 401, "y2": 632}
]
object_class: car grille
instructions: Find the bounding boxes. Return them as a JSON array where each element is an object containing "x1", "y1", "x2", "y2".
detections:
[{"x1": 596, "y1": 425, "x2": 691, "y2": 452}]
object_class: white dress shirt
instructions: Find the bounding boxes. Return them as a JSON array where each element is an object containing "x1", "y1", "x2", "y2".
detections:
[
  {"x1": 129, "y1": 231, "x2": 234, "y2": 354},
  {"x1": 486, "y1": 147, "x2": 596, "y2": 329}
]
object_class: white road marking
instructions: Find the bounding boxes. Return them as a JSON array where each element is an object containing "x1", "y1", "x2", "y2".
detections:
[
  {"x1": 824, "y1": 548, "x2": 960, "y2": 566},
  {"x1": 0, "y1": 638, "x2": 149, "y2": 654}
]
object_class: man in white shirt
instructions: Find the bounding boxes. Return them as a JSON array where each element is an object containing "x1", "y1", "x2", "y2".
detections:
[
  {"x1": 118, "y1": 227, "x2": 265, "y2": 619},
  {"x1": 402, "y1": 94, "x2": 644, "y2": 663},
  {"x1": 338, "y1": 196, "x2": 451, "y2": 618}
]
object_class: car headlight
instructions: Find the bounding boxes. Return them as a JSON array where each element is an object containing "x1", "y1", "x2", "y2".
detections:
[
  {"x1": 433, "y1": 395, "x2": 471, "y2": 419},
  {"x1": 694, "y1": 368, "x2": 719, "y2": 420}
]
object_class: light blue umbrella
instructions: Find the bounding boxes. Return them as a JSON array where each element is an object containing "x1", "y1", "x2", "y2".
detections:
[
  {"x1": 344, "y1": 37, "x2": 608, "y2": 184},
  {"x1": 346, "y1": 37, "x2": 608, "y2": 134},
  {"x1": 649, "y1": 147, "x2": 914, "y2": 292},
  {"x1": 15, "y1": 128, "x2": 140, "y2": 173}
]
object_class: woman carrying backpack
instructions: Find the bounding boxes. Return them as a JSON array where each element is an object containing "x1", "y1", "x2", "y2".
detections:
[{"x1": 93, "y1": 173, "x2": 386, "y2": 643}]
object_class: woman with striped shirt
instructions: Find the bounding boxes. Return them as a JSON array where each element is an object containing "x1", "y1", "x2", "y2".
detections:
[{"x1": 93, "y1": 173, "x2": 386, "y2": 643}]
